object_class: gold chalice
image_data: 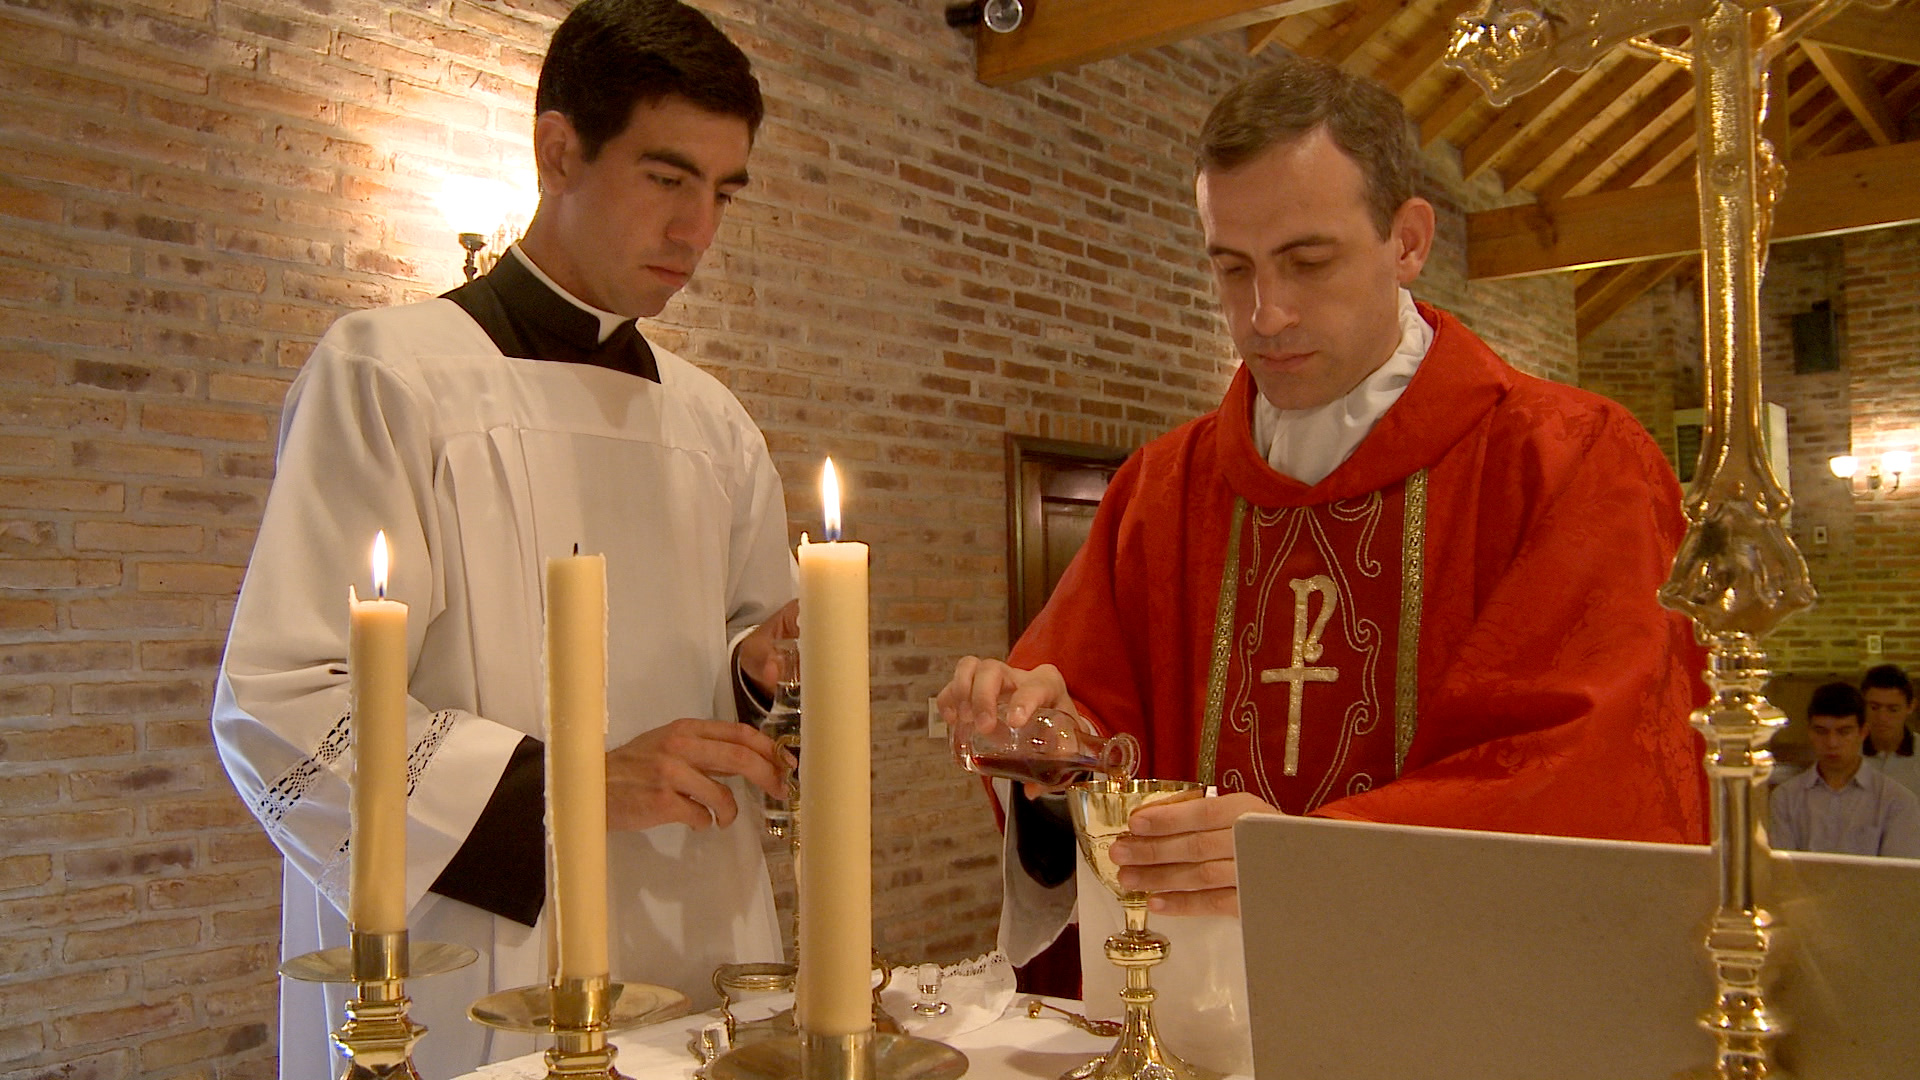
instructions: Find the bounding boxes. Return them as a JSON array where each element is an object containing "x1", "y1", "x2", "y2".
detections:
[{"x1": 1066, "y1": 779, "x2": 1219, "y2": 1080}]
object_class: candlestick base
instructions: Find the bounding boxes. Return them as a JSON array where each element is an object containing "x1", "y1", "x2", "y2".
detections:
[
  {"x1": 708, "y1": 1030, "x2": 967, "y2": 1080},
  {"x1": 713, "y1": 959, "x2": 906, "y2": 1046},
  {"x1": 468, "y1": 976, "x2": 691, "y2": 1080},
  {"x1": 279, "y1": 930, "x2": 479, "y2": 1080}
]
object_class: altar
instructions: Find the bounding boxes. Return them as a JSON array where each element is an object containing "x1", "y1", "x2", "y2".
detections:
[{"x1": 455, "y1": 998, "x2": 1163, "y2": 1080}]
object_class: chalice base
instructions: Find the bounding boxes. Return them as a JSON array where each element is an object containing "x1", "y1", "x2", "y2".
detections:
[{"x1": 1060, "y1": 928, "x2": 1219, "y2": 1080}]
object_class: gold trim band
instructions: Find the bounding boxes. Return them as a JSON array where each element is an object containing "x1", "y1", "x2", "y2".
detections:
[
  {"x1": 1198, "y1": 497, "x2": 1249, "y2": 786},
  {"x1": 1394, "y1": 470, "x2": 1427, "y2": 775}
]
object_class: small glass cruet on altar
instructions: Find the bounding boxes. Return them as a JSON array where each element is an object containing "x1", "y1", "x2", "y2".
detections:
[{"x1": 953, "y1": 705, "x2": 1139, "y2": 789}]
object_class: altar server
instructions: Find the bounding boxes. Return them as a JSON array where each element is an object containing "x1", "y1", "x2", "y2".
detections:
[
  {"x1": 939, "y1": 52, "x2": 1709, "y2": 961},
  {"x1": 212, "y1": 2, "x2": 795, "y2": 1075}
]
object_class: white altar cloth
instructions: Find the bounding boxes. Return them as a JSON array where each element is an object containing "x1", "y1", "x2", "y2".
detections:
[{"x1": 456, "y1": 996, "x2": 1245, "y2": 1080}]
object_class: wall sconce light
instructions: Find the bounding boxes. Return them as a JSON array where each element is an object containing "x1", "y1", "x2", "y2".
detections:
[
  {"x1": 434, "y1": 175, "x2": 537, "y2": 283},
  {"x1": 945, "y1": 0, "x2": 1025, "y2": 33},
  {"x1": 1830, "y1": 450, "x2": 1910, "y2": 494}
]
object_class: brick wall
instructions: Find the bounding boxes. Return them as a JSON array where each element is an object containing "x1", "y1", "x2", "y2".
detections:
[
  {"x1": 1577, "y1": 226, "x2": 1920, "y2": 678},
  {"x1": 1, "y1": 1, "x2": 1576, "y2": 1075}
]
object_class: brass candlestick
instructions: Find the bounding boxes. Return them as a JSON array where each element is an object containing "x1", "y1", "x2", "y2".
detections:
[
  {"x1": 279, "y1": 929, "x2": 479, "y2": 1079},
  {"x1": 469, "y1": 974, "x2": 692, "y2": 1080},
  {"x1": 1064, "y1": 779, "x2": 1219, "y2": 1080}
]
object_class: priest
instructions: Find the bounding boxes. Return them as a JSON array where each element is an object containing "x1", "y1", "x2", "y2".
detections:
[
  {"x1": 211, "y1": 2, "x2": 795, "y2": 1076},
  {"x1": 939, "y1": 54, "x2": 1708, "y2": 965}
]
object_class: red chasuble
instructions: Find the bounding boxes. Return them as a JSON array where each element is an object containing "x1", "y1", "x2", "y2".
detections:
[{"x1": 1012, "y1": 305, "x2": 1708, "y2": 843}]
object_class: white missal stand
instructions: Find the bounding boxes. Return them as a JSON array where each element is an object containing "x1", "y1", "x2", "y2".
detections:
[{"x1": 1234, "y1": 813, "x2": 1920, "y2": 1080}]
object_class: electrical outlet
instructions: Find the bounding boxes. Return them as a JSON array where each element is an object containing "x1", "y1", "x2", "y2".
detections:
[
  {"x1": 926, "y1": 697, "x2": 946, "y2": 739},
  {"x1": 1812, "y1": 525, "x2": 1829, "y2": 546},
  {"x1": 1868, "y1": 634, "x2": 1884, "y2": 656}
]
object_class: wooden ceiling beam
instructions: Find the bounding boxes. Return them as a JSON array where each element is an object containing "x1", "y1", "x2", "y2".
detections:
[
  {"x1": 1418, "y1": 77, "x2": 1483, "y2": 147},
  {"x1": 1499, "y1": 57, "x2": 1661, "y2": 192},
  {"x1": 1377, "y1": 0, "x2": 1478, "y2": 94},
  {"x1": 973, "y1": 0, "x2": 1345, "y2": 86},
  {"x1": 1600, "y1": 111, "x2": 1697, "y2": 190},
  {"x1": 1458, "y1": 68, "x2": 1583, "y2": 180},
  {"x1": 1799, "y1": 1, "x2": 1920, "y2": 67},
  {"x1": 1801, "y1": 42, "x2": 1898, "y2": 145},
  {"x1": 1299, "y1": 0, "x2": 1409, "y2": 70},
  {"x1": 1246, "y1": 18, "x2": 1289, "y2": 55},
  {"x1": 1467, "y1": 139, "x2": 1920, "y2": 279},
  {"x1": 1575, "y1": 258, "x2": 1688, "y2": 339},
  {"x1": 1534, "y1": 67, "x2": 1691, "y2": 200}
]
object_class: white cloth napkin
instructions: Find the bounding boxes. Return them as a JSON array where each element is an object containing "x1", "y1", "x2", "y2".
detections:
[{"x1": 878, "y1": 950, "x2": 1016, "y2": 1040}]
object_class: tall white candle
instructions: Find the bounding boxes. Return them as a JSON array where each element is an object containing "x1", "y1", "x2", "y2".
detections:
[
  {"x1": 545, "y1": 551, "x2": 610, "y2": 981},
  {"x1": 349, "y1": 531, "x2": 409, "y2": 933},
  {"x1": 796, "y1": 459, "x2": 873, "y2": 1036}
]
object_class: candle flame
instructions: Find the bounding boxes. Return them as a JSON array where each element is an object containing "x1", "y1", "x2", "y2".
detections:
[
  {"x1": 822, "y1": 458, "x2": 841, "y2": 542},
  {"x1": 371, "y1": 531, "x2": 390, "y2": 599}
]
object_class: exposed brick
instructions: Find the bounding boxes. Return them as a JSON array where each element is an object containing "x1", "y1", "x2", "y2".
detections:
[
  {"x1": 64, "y1": 919, "x2": 200, "y2": 965},
  {"x1": 70, "y1": 440, "x2": 202, "y2": 478},
  {"x1": 0, "y1": 686, "x2": 53, "y2": 720},
  {"x1": 0, "y1": 1047, "x2": 131, "y2": 1080},
  {"x1": 0, "y1": 939, "x2": 53, "y2": 979},
  {"x1": 134, "y1": 561, "x2": 245, "y2": 595},
  {"x1": 72, "y1": 521, "x2": 202, "y2": 553},
  {"x1": 0, "y1": 855, "x2": 51, "y2": 892},
  {"x1": 0, "y1": 641, "x2": 132, "y2": 676},
  {"x1": 137, "y1": 404, "x2": 271, "y2": 444},
  {"x1": 0, "y1": 774, "x2": 59, "y2": 809},
  {"x1": 0, "y1": 598, "x2": 56, "y2": 631},
  {"x1": 0, "y1": 1022, "x2": 43, "y2": 1064},
  {"x1": 142, "y1": 943, "x2": 273, "y2": 989},
  {"x1": 52, "y1": 994, "x2": 193, "y2": 1047},
  {"x1": 69, "y1": 680, "x2": 208, "y2": 716},
  {"x1": 0, "y1": 885, "x2": 136, "y2": 931},
  {"x1": 139, "y1": 1021, "x2": 269, "y2": 1071},
  {"x1": 0, "y1": 723, "x2": 136, "y2": 762},
  {"x1": 146, "y1": 794, "x2": 253, "y2": 833},
  {"x1": 0, "y1": 809, "x2": 134, "y2": 849},
  {"x1": 138, "y1": 639, "x2": 224, "y2": 671},
  {"x1": 0, "y1": 478, "x2": 123, "y2": 513},
  {"x1": 144, "y1": 866, "x2": 277, "y2": 909}
]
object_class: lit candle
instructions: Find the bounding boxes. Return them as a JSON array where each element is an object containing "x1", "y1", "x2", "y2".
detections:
[
  {"x1": 348, "y1": 531, "x2": 409, "y2": 933},
  {"x1": 796, "y1": 459, "x2": 873, "y2": 1036},
  {"x1": 545, "y1": 549, "x2": 609, "y2": 981}
]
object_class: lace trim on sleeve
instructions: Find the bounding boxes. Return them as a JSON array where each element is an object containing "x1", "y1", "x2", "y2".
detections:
[{"x1": 253, "y1": 711, "x2": 352, "y2": 829}]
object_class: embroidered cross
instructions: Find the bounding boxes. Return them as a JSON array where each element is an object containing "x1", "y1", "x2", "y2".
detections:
[{"x1": 1259, "y1": 575, "x2": 1339, "y2": 776}]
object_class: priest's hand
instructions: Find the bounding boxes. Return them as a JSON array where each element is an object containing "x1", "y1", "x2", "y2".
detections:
[
  {"x1": 737, "y1": 600, "x2": 800, "y2": 697},
  {"x1": 1107, "y1": 791, "x2": 1277, "y2": 918},
  {"x1": 605, "y1": 718, "x2": 787, "y2": 832},
  {"x1": 936, "y1": 656, "x2": 1076, "y2": 734}
]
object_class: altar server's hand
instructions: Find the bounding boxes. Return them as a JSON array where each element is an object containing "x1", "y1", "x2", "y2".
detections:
[
  {"x1": 737, "y1": 600, "x2": 800, "y2": 696},
  {"x1": 1107, "y1": 791, "x2": 1277, "y2": 918},
  {"x1": 937, "y1": 656, "x2": 1076, "y2": 734},
  {"x1": 606, "y1": 718, "x2": 787, "y2": 832}
]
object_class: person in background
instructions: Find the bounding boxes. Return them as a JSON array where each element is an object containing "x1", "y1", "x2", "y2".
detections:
[
  {"x1": 1770, "y1": 682, "x2": 1920, "y2": 859},
  {"x1": 1860, "y1": 663, "x2": 1920, "y2": 796}
]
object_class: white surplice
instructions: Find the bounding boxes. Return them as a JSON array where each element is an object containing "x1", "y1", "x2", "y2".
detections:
[{"x1": 212, "y1": 295, "x2": 795, "y2": 1078}]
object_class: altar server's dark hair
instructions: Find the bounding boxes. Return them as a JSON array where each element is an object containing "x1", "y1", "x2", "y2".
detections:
[
  {"x1": 1198, "y1": 51, "x2": 1418, "y2": 239},
  {"x1": 1862, "y1": 664, "x2": 1914, "y2": 703},
  {"x1": 536, "y1": 0, "x2": 764, "y2": 162},
  {"x1": 1808, "y1": 682, "x2": 1867, "y2": 725}
]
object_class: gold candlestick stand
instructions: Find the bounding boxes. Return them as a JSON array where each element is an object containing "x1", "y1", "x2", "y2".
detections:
[
  {"x1": 279, "y1": 929, "x2": 479, "y2": 1079},
  {"x1": 469, "y1": 975, "x2": 692, "y2": 1080}
]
